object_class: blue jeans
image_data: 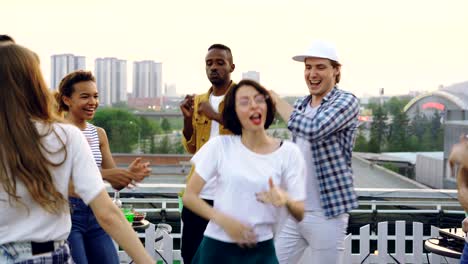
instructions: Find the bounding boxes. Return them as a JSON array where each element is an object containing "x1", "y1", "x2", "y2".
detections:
[
  {"x1": 68, "y1": 197, "x2": 119, "y2": 264},
  {"x1": 461, "y1": 242, "x2": 468, "y2": 263}
]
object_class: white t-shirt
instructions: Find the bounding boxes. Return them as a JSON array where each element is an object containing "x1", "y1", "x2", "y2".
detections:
[
  {"x1": 295, "y1": 103, "x2": 323, "y2": 211},
  {"x1": 191, "y1": 135, "x2": 306, "y2": 242},
  {"x1": 208, "y1": 93, "x2": 224, "y2": 139},
  {"x1": 0, "y1": 122, "x2": 105, "y2": 244},
  {"x1": 199, "y1": 93, "x2": 224, "y2": 200}
]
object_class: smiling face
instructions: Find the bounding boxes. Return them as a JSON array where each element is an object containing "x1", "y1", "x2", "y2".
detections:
[
  {"x1": 304, "y1": 57, "x2": 340, "y2": 99},
  {"x1": 235, "y1": 85, "x2": 268, "y2": 133},
  {"x1": 63, "y1": 80, "x2": 99, "y2": 121}
]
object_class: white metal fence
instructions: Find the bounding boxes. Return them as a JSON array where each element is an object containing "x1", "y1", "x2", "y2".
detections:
[
  {"x1": 118, "y1": 222, "x2": 183, "y2": 264},
  {"x1": 342, "y1": 221, "x2": 460, "y2": 264},
  {"x1": 113, "y1": 189, "x2": 463, "y2": 264}
]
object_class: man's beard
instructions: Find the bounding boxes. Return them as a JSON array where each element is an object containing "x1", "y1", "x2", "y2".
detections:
[{"x1": 210, "y1": 78, "x2": 226, "y2": 87}]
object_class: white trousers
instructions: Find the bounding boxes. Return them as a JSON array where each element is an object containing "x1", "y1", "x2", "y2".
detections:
[{"x1": 275, "y1": 211, "x2": 349, "y2": 264}]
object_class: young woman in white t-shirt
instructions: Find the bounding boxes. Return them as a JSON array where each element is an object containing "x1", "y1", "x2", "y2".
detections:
[
  {"x1": 183, "y1": 79, "x2": 306, "y2": 263},
  {"x1": 0, "y1": 44, "x2": 154, "y2": 264}
]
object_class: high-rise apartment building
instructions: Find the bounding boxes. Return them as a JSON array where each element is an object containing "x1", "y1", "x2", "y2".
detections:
[
  {"x1": 133, "y1": 60, "x2": 162, "y2": 98},
  {"x1": 164, "y1": 83, "x2": 177, "y2": 97},
  {"x1": 50, "y1": 54, "x2": 86, "y2": 90},
  {"x1": 95, "y1": 57, "x2": 127, "y2": 106},
  {"x1": 242, "y1": 71, "x2": 260, "y2": 83}
]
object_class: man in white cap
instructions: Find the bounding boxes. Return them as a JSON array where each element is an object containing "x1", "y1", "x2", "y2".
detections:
[{"x1": 271, "y1": 40, "x2": 360, "y2": 263}]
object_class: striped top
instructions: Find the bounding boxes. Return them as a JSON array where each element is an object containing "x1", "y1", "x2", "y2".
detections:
[{"x1": 82, "y1": 122, "x2": 102, "y2": 168}]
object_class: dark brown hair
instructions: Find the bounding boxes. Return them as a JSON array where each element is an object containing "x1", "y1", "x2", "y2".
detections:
[
  {"x1": 56, "y1": 70, "x2": 95, "y2": 113},
  {"x1": 330, "y1": 60, "x2": 341, "y2": 83},
  {"x1": 222, "y1": 79, "x2": 275, "y2": 135},
  {"x1": 0, "y1": 34, "x2": 15, "y2": 44}
]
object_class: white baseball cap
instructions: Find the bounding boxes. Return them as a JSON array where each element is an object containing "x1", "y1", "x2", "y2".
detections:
[{"x1": 292, "y1": 40, "x2": 339, "y2": 63}]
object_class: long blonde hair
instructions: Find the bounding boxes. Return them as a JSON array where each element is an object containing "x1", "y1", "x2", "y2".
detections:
[{"x1": 0, "y1": 44, "x2": 68, "y2": 214}]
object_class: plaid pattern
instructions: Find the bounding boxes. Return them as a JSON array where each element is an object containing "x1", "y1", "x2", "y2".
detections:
[
  {"x1": 0, "y1": 241, "x2": 73, "y2": 264},
  {"x1": 288, "y1": 87, "x2": 359, "y2": 217}
]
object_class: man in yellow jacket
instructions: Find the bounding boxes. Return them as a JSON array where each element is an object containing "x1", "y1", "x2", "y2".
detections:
[{"x1": 179, "y1": 44, "x2": 235, "y2": 264}]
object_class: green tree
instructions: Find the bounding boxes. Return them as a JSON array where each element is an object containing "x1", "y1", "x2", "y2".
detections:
[
  {"x1": 150, "y1": 137, "x2": 157, "y2": 153},
  {"x1": 384, "y1": 96, "x2": 411, "y2": 116},
  {"x1": 353, "y1": 130, "x2": 368, "y2": 152},
  {"x1": 409, "y1": 109, "x2": 428, "y2": 146},
  {"x1": 156, "y1": 135, "x2": 171, "y2": 153},
  {"x1": 407, "y1": 135, "x2": 420, "y2": 151},
  {"x1": 139, "y1": 116, "x2": 161, "y2": 148},
  {"x1": 421, "y1": 128, "x2": 434, "y2": 151},
  {"x1": 172, "y1": 140, "x2": 186, "y2": 154},
  {"x1": 386, "y1": 110, "x2": 409, "y2": 152},
  {"x1": 367, "y1": 102, "x2": 380, "y2": 113},
  {"x1": 161, "y1": 118, "x2": 171, "y2": 133},
  {"x1": 430, "y1": 111, "x2": 444, "y2": 150},
  {"x1": 368, "y1": 106, "x2": 387, "y2": 153},
  {"x1": 92, "y1": 109, "x2": 139, "y2": 152}
]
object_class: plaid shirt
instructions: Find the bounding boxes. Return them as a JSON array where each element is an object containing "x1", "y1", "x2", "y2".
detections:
[
  {"x1": 288, "y1": 87, "x2": 359, "y2": 218},
  {"x1": 0, "y1": 242, "x2": 73, "y2": 264}
]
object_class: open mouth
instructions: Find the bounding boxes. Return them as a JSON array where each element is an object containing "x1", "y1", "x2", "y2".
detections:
[
  {"x1": 309, "y1": 80, "x2": 321, "y2": 87},
  {"x1": 249, "y1": 113, "x2": 262, "y2": 126}
]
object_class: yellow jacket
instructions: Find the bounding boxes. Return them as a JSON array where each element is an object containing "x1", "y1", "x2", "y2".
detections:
[{"x1": 181, "y1": 83, "x2": 235, "y2": 196}]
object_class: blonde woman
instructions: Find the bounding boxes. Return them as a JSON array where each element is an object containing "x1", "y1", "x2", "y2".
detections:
[{"x1": 0, "y1": 44, "x2": 154, "y2": 264}]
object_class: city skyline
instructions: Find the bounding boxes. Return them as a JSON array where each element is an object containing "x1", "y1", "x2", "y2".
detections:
[
  {"x1": 132, "y1": 60, "x2": 162, "y2": 98},
  {"x1": 50, "y1": 54, "x2": 85, "y2": 90},
  {"x1": 95, "y1": 57, "x2": 127, "y2": 106},
  {"x1": 3, "y1": 0, "x2": 468, "y2": 97}
]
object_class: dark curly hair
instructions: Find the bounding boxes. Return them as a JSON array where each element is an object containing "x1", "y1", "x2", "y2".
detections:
[
  {"x1": 0, "y1": 34, "x2": 15, "y2": 44},
  {"x1": 56, "y1": 70, "x2": 95, "y2": 113},
  {"x1": 222, "y1": 79, "x2": 275, "y2": 135}
]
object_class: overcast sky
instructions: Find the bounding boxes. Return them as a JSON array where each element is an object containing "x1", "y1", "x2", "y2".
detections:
[{"x1": 3, "y1": 0, "x2": 468, "y2": 97}]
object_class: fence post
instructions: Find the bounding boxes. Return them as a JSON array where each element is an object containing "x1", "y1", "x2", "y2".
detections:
[
  {"x1": 412, "y1": 222, "x2": 423, "y2": 264},
  {"x1": 145, "y1": 223, "x2": 157, "y2": 259},
  {"x1": 377, "y1": 222, "x2": 389, "y2": 263},
  {"x1": 395, "y1": 221, "x2": 405, "y2": 263},
  {"x1": 161, "y1": 230, "x2": 173, "y2": 264},
  {"x1": 360, "y1": 224, "x2": 370, "y2": 263},
  {"x1": 430, "y1": 226, "x2": 441, "y2": 264},
  {"x1": 343, "y1": 233, "x2": 353, "y2": 263}
]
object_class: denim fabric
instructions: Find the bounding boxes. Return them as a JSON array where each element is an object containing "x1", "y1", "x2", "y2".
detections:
[
  {"x1": 0, "y1": 241, "x2": 73, "y2": 264},
  {"x1": 461, "y1": 243, "x2": 468, "y2": 263},
  {"x1": 67, "y1": 197, "x2": 119, "y2": 264}
]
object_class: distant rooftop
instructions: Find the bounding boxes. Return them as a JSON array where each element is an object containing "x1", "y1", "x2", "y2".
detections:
[
  {"x1": 352, "y1": 156, "x2": 428, "y2": 189},
  {"x1": 382, "y1": 152, "x2": 443, "y2": 164},
  {"x1": 440, "y1": 80, "x2": 468, "y2": 96}
]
